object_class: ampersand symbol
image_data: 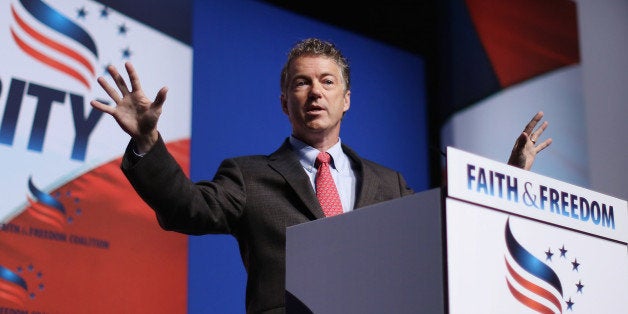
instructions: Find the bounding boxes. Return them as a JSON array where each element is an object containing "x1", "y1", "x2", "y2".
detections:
[{"x1": 523, "y1": 181, "x2": 538, "y2": 208}]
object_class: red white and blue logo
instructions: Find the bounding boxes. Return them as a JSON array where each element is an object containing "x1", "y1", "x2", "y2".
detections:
[
  {"x1": 10, "y1": 0, "x2": 98, "y2": 89},
  {"x1": 0, "y1": 263, "x2": 45, "y2": 306},
  {"x1": 505, "y1": 218, "x2": 585, "y2": 313}
]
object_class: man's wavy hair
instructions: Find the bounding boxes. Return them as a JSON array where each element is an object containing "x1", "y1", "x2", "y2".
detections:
[{"x1": 280, "y1": 38, "x2": 351, "y2": 94}]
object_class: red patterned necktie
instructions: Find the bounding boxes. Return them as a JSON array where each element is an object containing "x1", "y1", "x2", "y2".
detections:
[{"x1": 315, "y1": 152, "x2": 343, "y2": 217}]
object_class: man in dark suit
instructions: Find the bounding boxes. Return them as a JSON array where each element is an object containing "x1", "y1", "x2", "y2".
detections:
[{"x1": 91, "y1": 38, "x2": 551, "y2": 313}]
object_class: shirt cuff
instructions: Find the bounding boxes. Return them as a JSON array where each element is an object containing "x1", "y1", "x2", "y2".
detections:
[{"x1": 132, "y1": 146, "x2": 147, "y2": 157}]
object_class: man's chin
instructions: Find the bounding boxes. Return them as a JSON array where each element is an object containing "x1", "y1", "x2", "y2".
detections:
[
  {"x1": 305, "y1": 123, "x2": 328, "y2": 132},
  {"x1": 301, "y1": 118, "x2": 340, "y2": 133}
]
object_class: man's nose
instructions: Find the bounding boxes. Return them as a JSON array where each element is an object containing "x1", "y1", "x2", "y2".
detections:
[{"x1": 308, "y1": 82, "x2": 323, "y2": 99}]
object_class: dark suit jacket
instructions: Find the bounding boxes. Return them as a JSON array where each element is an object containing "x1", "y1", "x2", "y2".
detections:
[{"x1": 121, "y1": 136, "x2": 414, "y2": 313}]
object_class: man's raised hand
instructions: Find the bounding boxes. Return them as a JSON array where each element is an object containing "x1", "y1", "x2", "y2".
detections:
[
  {"x1": 507, "y1": 111, "x2": 552, "y2": 170},
  {"x1": 90, "y1": 62, "x2": 168, "y2": 153}
]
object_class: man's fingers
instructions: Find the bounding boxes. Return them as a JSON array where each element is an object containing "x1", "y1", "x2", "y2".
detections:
[
  {"x1": 90, "y1": 100, "x2": 115, "y2": 115},
  {"x1": 523, "y1": 111, "x2": 544, "y2": 135},
  {"x1": 97, "y1": 76, "x2": 121, "y2": 104},
  {"x1": 125, "y1": 62, "x2": 143, "y2": 93},
  {"x1": 530, "y1": 121, "x2": 548, "y2": 143},
  {"x1": 153, "y1": 86, "x2": 169, "y2": 109},
  {"x1": 535, "y1": 138, "x2": 552, "y2": 152},
  {"x1": 108, "y1": 64, "x2": 130, "y2": 95}
]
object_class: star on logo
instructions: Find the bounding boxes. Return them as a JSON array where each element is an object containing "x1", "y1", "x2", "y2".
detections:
[
  {"x1": 121, "y1": 47, "x2": 132, "y2": 59},
  {"x1": 118, "y1": 23, "x2": 128, "y2": 35},
  {"x1": 571, "y1": 258, "x2": 580, "y2": 271},
  {"x1": 545, "y1": 248, "x2": 554, "y2": 261},
  {"x1": 566, "y1": 297, "x2": 575, "y2": 310},
  {"x1": 53, "y1": 188, "x2": 85, "y2": 224},
  {"x1": 76, "y1": 6, "x2": 87, "y2": 19},
  {"x1": 559, "y1": 245, "x2": 568, "y2": 258},
  {"x1": 576, "y1": 280, "x2": 584, "y2": 293},
  {"x1": 100, "y1": 6, "x2": 110, "y2": 19}
]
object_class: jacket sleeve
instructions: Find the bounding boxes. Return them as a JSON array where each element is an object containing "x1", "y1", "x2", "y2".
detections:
[{"x1": 121, "y1": 135, "x2": 245, "y2": 235}]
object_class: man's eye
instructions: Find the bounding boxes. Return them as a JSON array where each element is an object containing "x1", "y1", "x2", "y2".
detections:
[{"x1": 323, "y1": 79, "x2": 334, "y2": 85}]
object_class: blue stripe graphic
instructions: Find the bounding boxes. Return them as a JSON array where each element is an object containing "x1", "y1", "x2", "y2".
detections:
[
  {"x1": 28, "y1": 176, "x2": 66, "y2": 215},
  {"x1": 20, "y1": 0, "x2": 98, "y2": 57},
  {"x1": 505, "y1": 219, "x2": 563, "y2": 295},
  {"x1": 0, "y1": 265, "x2": 28, "y2": 290}
]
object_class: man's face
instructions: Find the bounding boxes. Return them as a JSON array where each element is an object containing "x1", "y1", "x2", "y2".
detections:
[{"x1": 281, "y1": 56, "x2": 350, "y2": 142}]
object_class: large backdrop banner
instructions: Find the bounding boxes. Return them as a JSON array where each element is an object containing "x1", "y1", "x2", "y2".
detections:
[
  {"x1": 440, "y1": 0, "x2": 586, "y2": 187},
  {"x1": 0, "y1": 0, "x2": 192, "y2": 312}
]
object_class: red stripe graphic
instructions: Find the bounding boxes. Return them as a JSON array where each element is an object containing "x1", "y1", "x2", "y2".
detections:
[
  {"x1": 25, "y1": 197, "x2": 65, "y2": 229},
  {"x1": 506, "y1": 278, "x2": 557, "y2": 314},
  {"x1": 505, "y1": 257, "x2": 562, "y2": 313},
  {"x1": 10, "y1": 27, "x2": 91, "y2": 89},
  {"x1": 0, "y1": 281, "x2": 28, "y2": 306},
  {"x1": 11, "y1": 4, "x2": 96, "y2": 77}
]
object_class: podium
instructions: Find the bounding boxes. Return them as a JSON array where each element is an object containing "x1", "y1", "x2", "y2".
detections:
[{"x1": 286, "y1": 147, "x2": 627, "y2": 313}]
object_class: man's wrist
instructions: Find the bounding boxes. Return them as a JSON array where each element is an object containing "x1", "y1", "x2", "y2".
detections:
[{"x1": 133, "y1": 130, "x2": 159, "y2": 155}]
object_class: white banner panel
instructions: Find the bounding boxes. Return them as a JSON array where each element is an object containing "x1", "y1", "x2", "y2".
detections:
[
  {"x1": 447, "y1": 146, "x2": 627, "y2": 243},
  {"x1": 446, "y1": 198, "x2": 627, "y2": 313},
  {"x1": 446, "y1": 146, "x2": 627, "y2": 313}
]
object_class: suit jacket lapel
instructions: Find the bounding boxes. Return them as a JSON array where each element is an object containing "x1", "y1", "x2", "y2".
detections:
[
  {"x1": 268, "y1": 139, "x2": 326, "y2": 220},
  {"x1": 342, "y1": 144, "x2": 381, "y2": 209}
]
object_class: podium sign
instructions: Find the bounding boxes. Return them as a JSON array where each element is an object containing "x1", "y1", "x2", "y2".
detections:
[
  {"x1": 446, "y1": 147, "x2": 627, "y2": 313},
  {"x1": 286, "y1": 147, "x2": 626, "y2": 313}
]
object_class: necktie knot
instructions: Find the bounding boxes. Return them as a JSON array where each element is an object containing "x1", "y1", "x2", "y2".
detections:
[{"x1": 316, "y1": 152, "x2": 331, "y2": 166}]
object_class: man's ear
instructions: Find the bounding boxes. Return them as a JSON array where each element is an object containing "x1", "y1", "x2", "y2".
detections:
[
  {"x1": 280, "y1": 94, "x2": 289, "y2": 115},
  {"x1": 343, "y1": 90, "x2": 351, "y2": 112}
]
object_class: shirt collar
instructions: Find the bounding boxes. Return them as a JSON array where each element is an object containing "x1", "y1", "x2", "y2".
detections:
[{"x1": 289, "y1": 136, "x2": 347, "y2": 172}]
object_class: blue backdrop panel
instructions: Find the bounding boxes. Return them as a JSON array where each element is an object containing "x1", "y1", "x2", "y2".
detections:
[{"x1": 191, "y1": 1, "x2": 429, "y2": 312}]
